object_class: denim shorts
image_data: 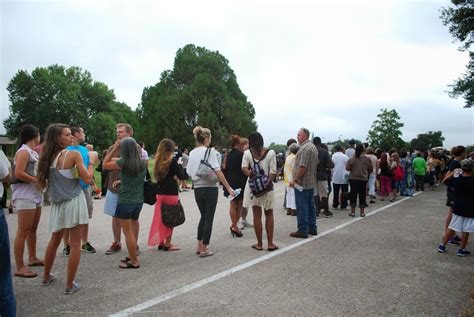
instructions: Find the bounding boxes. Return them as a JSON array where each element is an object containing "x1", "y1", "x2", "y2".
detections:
[{"x1": 114, "y1": 203, "x2": 143, "y2": 220}]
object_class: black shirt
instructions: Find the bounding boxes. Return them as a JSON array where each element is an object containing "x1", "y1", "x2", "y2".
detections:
[
  {"x1": 157, "y1": 158, "x2": 185, "y2": 195},
  {"x1": 452, "y1": 175, "x2": 474, "y2": 218},
  {"x1": 316, "y1": 147, "x2": 331, "y2": 181},
  {"x1": 223, "y1": 149, "x2": 247, "y2": 197}
]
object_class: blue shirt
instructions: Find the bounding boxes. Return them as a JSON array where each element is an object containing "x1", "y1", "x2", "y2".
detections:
[{"x1": 67, "y1": 145, "x2": 90, "y2": 189}]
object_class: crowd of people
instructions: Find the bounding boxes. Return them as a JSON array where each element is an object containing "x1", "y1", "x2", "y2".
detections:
[{"x1": 0, "y1": 122, "x2": 472, "y2": 316}]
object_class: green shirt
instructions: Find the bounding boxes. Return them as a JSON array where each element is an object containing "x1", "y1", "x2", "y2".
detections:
[
  {"x1": 117, "y1": 158, "x2": 146, "y2": 204},
  {"x1": 412, "y1": 157, "x2": 426, "y2": 176}
]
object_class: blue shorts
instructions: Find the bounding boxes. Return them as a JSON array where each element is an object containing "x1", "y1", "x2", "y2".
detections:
[{"x1": 114, "y1": 203, "x2": 143, "y2": 220}]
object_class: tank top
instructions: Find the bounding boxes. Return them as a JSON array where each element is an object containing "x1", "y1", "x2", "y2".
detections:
[
  {"x1": 48, "y1": 150, "x2": 83, "y2": 203},
  {"x1": 12, "y1": 144, "x2": 43, "y2": 204}
]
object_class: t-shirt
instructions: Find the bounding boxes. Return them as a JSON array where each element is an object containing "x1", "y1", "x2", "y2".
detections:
[
  {"x1": 141, "y1": 149, "x2": 149, "y2": 161},
  {"x1": 316, "y1": 147, "x2": 331, "y2": 181},
  {"x1": 452, "y1": 175, "x2": 474, "y2": 218},
  {"x1": 366, "y1": 154, "x2": 377, "y2": 175},
  {"x1": 242, "y1": 149, "x2": 277, "y2": 185},
  {"x1": 0, "y1": 150, "x2": 11, "y2": 197},
  {"x1": 187, "y1": 147, "x2": 221, "y2": 188},
  {"x1": 412, "y1": 157, "x2": 426, "y2": 176},
  {"x1": 157, "y1": 158, "x2": 185, "y2": 195},
  {"x1": 67, "y1": 145, "x2": 90, "y2": 189},
  {"x1": 345, "y1": 147, "x2": 355, "y2": 159},
  {"x1": 116, "y1": 158, "x2": 146, "y2": 204},
  {"x1": 447, "y1": 159, "x2": 462, "y2": 194},
  {"x1": 347, "y1": 155, "x2": 371, "y2": 181},
  {"x1": 331, "y1": 152, "x2": 349, "y2": 184}
]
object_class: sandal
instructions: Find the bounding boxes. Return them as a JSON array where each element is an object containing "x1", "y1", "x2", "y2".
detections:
[
  {"x1": 251, "y1": 244, "x2": 263, "y2": 251},
  {"x1": 15, "y1": 271, "x2": 37, "y2": 278},
  {"x1": 120, "y1": 257, "x2": 131, "y2": 263},
  {"x1": 42, "y1": 274, "x2": 55, "y2": 286},
  {"x1": 267, "y1": 245, "x2": 279, "y2": 252},
  {"x1": 199, "y1": 250, "x2": 214, "y2": 258},
  {"x1": 119, "y1": 262, "x2": 140, "y2": 269},
  {"x1": 349, "y1": 213, "x2": 355, "y2": 217},
  {"x1": 28, "y1": 260, "x2": 44, "y2": 267},
  {"x1": 163, "y1": 245, "x2": 180, "y2": 252}
]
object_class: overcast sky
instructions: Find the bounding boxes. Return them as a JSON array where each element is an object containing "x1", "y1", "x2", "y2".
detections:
[{"x1": 1, "y1": 0, "x2": 473, "y2": 147}]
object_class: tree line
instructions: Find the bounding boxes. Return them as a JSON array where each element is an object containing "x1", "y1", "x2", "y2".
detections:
[{"x1": 3, "y1": 44, "x2": 258, "y2": 153}]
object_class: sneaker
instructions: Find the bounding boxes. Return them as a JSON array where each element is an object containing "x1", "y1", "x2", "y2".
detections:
[
  {"x1": 437, "y1": 244, "x2": 446, "y2": 253},
  {"x1": 447, "y1": 237, "x2": 460, "y2": 246},
  {"x1": 457, "y1": 249, "x2": 471, "y2": 257},
  {"x1": 316, "y1": 213, "x2": 320, "y2": 219},
  {"x1": 105, "y1": 242, "x2": 121, "y2": 255},
  {"x1": 242, "y1": 220, "x2": 254, "y2": 228},
  {"x1": 324, "y1": 211, "x2": 333, "y2": 218},
  {"x1": 64, "y1": 281, "x2": 81, "y2": 295},
  {"x1": 81, "y1": 242, "x2": 96, "y2": 253},
  {"x1": 453, "y1": 235, "x2": 462, "y2": 243},
  {"x1": 63, "y1": 245, "x2": 70, "y2": 257}
]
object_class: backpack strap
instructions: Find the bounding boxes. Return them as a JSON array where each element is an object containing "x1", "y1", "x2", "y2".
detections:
[
  {"x1": 250, "y1": 149, "x2": 270, "y2": 166},
  {"x1": 203, "y1": 148, "x2": 211, "y2": 163}
]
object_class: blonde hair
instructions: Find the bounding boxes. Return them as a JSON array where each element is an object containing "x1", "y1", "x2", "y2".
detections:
[{"x1": 193, "y1": 126, "x2": 211, "y2": 145}]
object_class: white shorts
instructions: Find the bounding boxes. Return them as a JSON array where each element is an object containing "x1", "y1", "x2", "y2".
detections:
[
  {"x1": 449, "y1": 214, "x2": 474, "y2": 233},
  {"x1": 286, "y1": 187, "x2": 296, "y2": 209},
  {"x1": 315, "y1": 181, "x2": 328, "y2": 198},
  {"x1": 13, "y1": 199, "x2": 42, "y2": 211},
  {"x1": 104, "y1": 191, "x2": 118, "y2": 217}
]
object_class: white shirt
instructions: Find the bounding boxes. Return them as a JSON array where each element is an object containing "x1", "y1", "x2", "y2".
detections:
[
  {"x1": 141, "y1": 149, "x2": 149, "y2": 160},
  {"x1": 345, "y1": 147, "x2": 355, "y2": 159},
  {"x1": 0, "y1": 150, "x2": 11, "y2": 197},
  {"x1": 187, "y1": 147, "x2": 221, "y2": 187},
  {"x1": 331, "y1": 152, "x2": 349, "y2": 184}
]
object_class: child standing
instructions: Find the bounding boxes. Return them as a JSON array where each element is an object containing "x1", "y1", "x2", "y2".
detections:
[{"x1": 437, "y1": 159, "x2": 474, "y2": 256}]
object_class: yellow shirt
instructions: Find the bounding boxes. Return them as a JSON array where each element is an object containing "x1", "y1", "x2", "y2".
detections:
[{"x1": 284, "y1": 153, "x2": 296, "y2": 186}]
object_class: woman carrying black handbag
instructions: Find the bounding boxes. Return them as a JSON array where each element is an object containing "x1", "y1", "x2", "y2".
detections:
[{"x1": 147, "y1": 138, "x2": 186, "y2": 251}]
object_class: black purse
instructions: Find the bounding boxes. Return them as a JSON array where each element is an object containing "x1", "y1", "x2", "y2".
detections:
[
  {"x1": 161, "y1": 201, "x2": 185, "y2": 228},
  {"x1": 143, "y1": 181, "x2": 160, "y2": 205}
]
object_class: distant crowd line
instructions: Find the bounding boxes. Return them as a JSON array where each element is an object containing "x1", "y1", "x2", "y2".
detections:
[{"x1": 0, "y1": 123, "x2": 472, "y2": 316}]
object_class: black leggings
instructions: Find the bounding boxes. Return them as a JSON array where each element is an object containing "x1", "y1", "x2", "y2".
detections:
[
  {"x1": 349, "y1": 180, "x2": 367, "y2": 208},
  {"x1": 194, "y1": 187, "x2": 218, "y2": 245}
]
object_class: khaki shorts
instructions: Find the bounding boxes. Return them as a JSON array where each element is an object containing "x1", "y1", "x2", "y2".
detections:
[
  {"x1": 315, "y1": 181, "x2": 328, "y2": 198},
  {"x1": 83, "y1": 188, "x2": 93, "y2": 218},
  {"x1": 13, "y1": 199, "x2": 42, "y2": 211}
]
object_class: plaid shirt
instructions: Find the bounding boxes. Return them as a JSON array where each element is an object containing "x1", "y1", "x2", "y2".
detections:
[{"x1": 294, "y1": 139, "x2": 319, "y2": 190}]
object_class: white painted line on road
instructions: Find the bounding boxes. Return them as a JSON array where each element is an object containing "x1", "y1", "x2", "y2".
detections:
[{"x1": 110, "y1": 192, "x2": 422, "y2": 317}]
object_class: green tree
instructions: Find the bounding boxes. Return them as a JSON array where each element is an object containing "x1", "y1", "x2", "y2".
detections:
[
  {"x1": 367, "y1": 108, "x2": 405, "y2": 150},
  {"x1": 410, "y1": 131, "x2": 445, "y2": 151},
  {"x1": 139, "y1": 44, "x2": 258, "y2": 151},
  {"x1": 440, "y1": 1, "x2": 474, "y2": 108},
  {"x1": 4, "y1": 65, "x2": 137, "y2": 151},
  {"x1": 268, "y1": 142, "x2": 287, "y2": 154}
]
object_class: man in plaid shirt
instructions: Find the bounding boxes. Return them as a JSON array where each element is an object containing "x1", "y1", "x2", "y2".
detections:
[{"x1": 290, "y1": 128, "x2": 319, "y2": 238}]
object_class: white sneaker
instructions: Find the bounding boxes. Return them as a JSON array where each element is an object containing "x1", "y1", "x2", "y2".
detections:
[{"x1": 242, "y1": 220, "x2": 254, "y2": 228}]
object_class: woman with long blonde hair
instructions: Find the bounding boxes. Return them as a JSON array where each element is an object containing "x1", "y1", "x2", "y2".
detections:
[{"x1": 148, "y1": 138, "x2": 186, "y2": 251}]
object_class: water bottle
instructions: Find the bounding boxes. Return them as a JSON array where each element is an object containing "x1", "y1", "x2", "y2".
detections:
[{"x1": 229, "y1": 188, "x2": 242, "y2": 200}]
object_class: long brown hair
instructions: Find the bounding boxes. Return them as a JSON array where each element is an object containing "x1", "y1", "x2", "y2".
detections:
[
  {"x1": 37, "y1": 123, "x2": 70, "y2": 190},
  {"x1": 153, "y1": 138, "x2": 175, "y2": 181}
]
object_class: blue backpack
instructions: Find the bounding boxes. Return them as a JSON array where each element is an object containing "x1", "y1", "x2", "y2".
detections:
[{"x1": 248, "y1": 149, "x2": 273, "y2": 197}]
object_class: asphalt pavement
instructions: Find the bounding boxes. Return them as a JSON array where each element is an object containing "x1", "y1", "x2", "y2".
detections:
[{"x1": 5, "y1": 182, "x2": 474, "y2": 316}]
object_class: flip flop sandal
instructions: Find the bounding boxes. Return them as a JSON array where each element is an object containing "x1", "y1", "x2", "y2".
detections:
[
  {"x1": 28, "y1": 261, "x2": 45, "y2": 267},
  {"x1": 119, "y1": 262, "x2": 140, "y2": 269},
  {"x1": 42, "y1": 274, "x2": 55, "y2": 286},
  {"x1": 199, "y1": 250, "x2": 214, "y2": 258},
  {"x1": 267, "y1": 246, "x2": 279, "y2": 252},
  {"x1": 163, "y1": 245, "x2": 180, "y2": 251},
  {"x1": 251, "y1": 244, "x2": 263, "y2": 251},
  {"x1": 120, "y1": 257, "x2": 131, "y2": 263},
  {"x1": 15, "y1": 271, "x2": 38, "y2": 278}
]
